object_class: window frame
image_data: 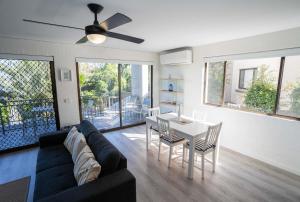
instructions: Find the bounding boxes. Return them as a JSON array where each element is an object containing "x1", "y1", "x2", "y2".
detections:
[
  {"x1": 203, "y1": 57, "x2": 300, "y2": 121},
  {"x1": 238, "y1": 67, "x2": 258, "y2": 90}
]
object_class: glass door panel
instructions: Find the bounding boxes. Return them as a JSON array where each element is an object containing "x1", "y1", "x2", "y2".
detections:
[
  {"x1": 78, "y1": 62, "x2": 120, "y2": 130},
  {"x1": 120, "y1": 64, "x2": 151, "y2": 126}
]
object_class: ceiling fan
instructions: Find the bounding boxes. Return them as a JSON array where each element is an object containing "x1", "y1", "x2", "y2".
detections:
[{"x1": 23, "y1": 3, "x2": 144, "y2": 44}]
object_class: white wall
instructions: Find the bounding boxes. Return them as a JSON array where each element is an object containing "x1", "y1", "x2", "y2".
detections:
[
  {"x1": 0, "y1": 36, "x2": 159, "y2": 127},
  {"x1": 159, "y1": 27, "x2": 300, "y2": 175}
]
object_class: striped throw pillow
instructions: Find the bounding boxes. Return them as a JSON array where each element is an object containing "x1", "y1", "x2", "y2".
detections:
[
  {"x1": 71, "y1": 132, "x2": 87, "y2": 162},
  {"x1": 73, "y1": 144, "x2": 101, "y2": 186},
  {"x1": 64, "y1": 126, "x2": 79, "y2": 154}
]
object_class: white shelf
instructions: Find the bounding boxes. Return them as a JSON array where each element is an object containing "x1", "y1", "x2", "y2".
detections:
[
  {"x1": 160, "y1": 90, "x2": 183, "y2": 94},
  {"x1": 160, "y1": 101, "x2": 177, "y2": 106},
  {"x1": 160, "y1": 78, "x2": 183, "y2": 81}
]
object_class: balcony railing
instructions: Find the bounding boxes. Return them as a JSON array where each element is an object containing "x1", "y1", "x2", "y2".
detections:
[
  {"x1": 80, "y1": 94, "x2": 151, "y2": 130},
  {"x1": 0, "y1": 98, "x2": 57, "y2": 151}
]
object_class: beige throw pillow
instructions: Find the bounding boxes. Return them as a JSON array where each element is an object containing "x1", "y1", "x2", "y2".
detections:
[
  {"x1": 71, "y1": 132, "x2": 87, "y2": 162},
  {"x1": 64, "y1": 126, "x2": 79, "y2": 153},
  {"x1": 74, "y1": 145, "x2": 101, "y2": 186}
]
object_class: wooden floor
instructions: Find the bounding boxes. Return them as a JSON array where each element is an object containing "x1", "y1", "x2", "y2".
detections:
[{"x1": 1, "y1": 125, "x2": 300, "y2": 202}]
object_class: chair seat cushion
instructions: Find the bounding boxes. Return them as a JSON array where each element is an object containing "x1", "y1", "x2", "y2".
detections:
[
  {"x1": 161, "y1": 134, "x2": 185, "y2": 143},
  {"x1": 36, "y1": 145, "x2": 73, "y2": 173},
  {"x1": 34, "y1": 164, "x2": 77, "y2": 200},
  {"x1": 187, "y1": 139, "x2": 215, "y2": 152}
]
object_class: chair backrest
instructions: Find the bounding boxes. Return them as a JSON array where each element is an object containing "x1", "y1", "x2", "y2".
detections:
[
  {"x1": 192, "y1": 110, "x2": 206, "y2": 122},
  {"x1": 204, "y1": 122, "x2": 222, "y2": 148},
  {"x1": 142, "y1": 97, "x2": 151, "y2": 106},
  {"x1": 157, "y1": 117, "x2": 171, "y2": 140},
  {"x1": 148, "y1": 107, "x2": 160, "y2": 117}
]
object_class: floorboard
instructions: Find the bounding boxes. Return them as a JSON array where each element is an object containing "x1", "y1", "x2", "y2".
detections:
[{"x1": 0, "y1": 125, "x2": 300, "y2": 202}]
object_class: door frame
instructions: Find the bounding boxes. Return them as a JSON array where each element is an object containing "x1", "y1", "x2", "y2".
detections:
[{"x1": 76, "y1": 62, "x2": 153, "y2": 133}]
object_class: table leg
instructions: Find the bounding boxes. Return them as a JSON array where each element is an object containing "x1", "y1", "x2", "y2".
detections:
[{"x1": 188, "y1": 137, "x2": 195, "y2": 179}]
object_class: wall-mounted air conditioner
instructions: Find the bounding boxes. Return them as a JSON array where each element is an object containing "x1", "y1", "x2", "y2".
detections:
[{"x1": 160, "y1": 48, "x2": 193, "y2": 65}]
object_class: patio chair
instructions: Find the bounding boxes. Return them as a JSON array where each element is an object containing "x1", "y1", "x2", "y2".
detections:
[{"x1": 132, "y1": 97, "x2": 151, "y2": 120}]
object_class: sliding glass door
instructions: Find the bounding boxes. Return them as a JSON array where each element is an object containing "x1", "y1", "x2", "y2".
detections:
[
  {"x1": 77, "y1": 61, "x2": 152, "y2": 131},
  {"x1": 78, "y1": 62, "x2": 120, "y2": 130},
  {"x1": 120, "y1": 64, "x2": 152, "y2": 126}
]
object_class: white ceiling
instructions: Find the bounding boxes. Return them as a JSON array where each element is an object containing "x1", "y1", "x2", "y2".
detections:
[{"x1": 1, "y1": 0, "x2": 300, "y2": 52}]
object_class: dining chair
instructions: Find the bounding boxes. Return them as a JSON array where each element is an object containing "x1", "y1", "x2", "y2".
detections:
[
  {"x1": 182, "y1": 122, "x2": 222, "y2": 179},
  {"x1": 148, "y1": 107, "x2": 160, "y2": 117},
  {"x1": 157, "y1": 117, "x2": 187, "y2": 168},
  {"x1": 192, "y1": 110, "x2": 206, "y2": 122},
  {"x1": 147, "y1": 107, "x2": 161, "y2": 144},
  {"x1": 148, "y1": 107, "x2": 160, "y2": 131}
]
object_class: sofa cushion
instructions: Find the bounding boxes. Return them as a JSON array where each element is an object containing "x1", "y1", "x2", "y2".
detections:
[
  {"x1": 36, "y1": 145, "x2": 73, "y2": 173},
  {"x1": 34, "y1": 164, "x2": 77, "y2": 201},
  {"x1": 77, "y1": 120, "x2": 98, "y2": 138},
  {"x1": 87, "y1": 132, "x2": 121, "y2": 177}
]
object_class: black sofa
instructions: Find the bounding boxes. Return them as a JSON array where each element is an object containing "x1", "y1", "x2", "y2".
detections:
[{"x1": 34, "y1": 120, "x2": 136, "y2": 202}]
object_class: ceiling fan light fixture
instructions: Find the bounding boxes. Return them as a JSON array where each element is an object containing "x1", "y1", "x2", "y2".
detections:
[{"x1": 87, "y1": 34, "x2": 106, "y2": 44}]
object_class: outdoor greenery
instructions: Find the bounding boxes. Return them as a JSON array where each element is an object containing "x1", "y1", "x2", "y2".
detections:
[
  {"x1": 290, "y1": 84, "x2": 300, "y2": 115},
  {"x1": 0, "y1": 60, "x2": 52, "y2": 100},
  {"x1": 79, "y1": 63, "x2": 132, "y2": 107},
  {"x1": 244, "y1": 66, "x2": 277, "y2": 114},
  {"x1": 0, "y1": 59, "x2": 53, "y2": 124}
]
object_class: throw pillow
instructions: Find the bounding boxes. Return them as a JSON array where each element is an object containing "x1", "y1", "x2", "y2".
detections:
[
  {"x1": 64, "y1": 126, "x2": 79, "y2": 154},
  {"x1": 74, "y1": 144, "x2": 101, "y2": 186},
  {"x1": 71, "y1": 132, "x2": 87, "y2": 162}
]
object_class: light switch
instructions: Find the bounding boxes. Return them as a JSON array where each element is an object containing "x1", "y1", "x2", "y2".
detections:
[{"x1": 64, "y1": 98, "x2": 70, "y2": 103}]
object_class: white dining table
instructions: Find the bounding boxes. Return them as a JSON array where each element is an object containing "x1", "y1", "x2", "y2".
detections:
[{"x1": 145, "y1": 113, "x2": 217, "y2": 179}]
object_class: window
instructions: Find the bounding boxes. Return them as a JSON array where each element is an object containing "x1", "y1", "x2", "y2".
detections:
[
  {"x1": 205, "y1": 62, "x2": 225, "y2": 105},
  {"x1": 277, "y1": 56, "x2": 300, "y2": 118},
  {"x1": 238, "y1": 68, "x2": 257, "y2": 89},
  {"x1": 224, "y1": 58, "x2": 281, "y2": 114},
  {"x1": 204, "y1": 55, "x2": 300, "y2": 119}
]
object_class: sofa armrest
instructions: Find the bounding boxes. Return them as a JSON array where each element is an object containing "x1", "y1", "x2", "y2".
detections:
[
  {"x1": 39, "y1": 131, "x2": 69, "y2": 148},
  {"x1": 118, "y1": 152, "x2": 127, "y2": 170},
  {"x1": 37, "y1": 169, "x2": 136, "y2": 202}
]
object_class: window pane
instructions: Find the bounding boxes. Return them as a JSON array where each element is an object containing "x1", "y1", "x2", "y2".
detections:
[
  {"x1": 78, "y1": 62, "x2": 120, "y2": 130},
  {"x1": 224, "y1": 58, "x2": 280, "y2": 114},
  {"x1": 206, "y1": 62, "x2": 225, "y2": 105},
  {"x1": 278, "y1": 55, "x2": 300, "y2": 118},
  {"x1": 239, "y1": 68, "x2": 257, "y2": 89}
]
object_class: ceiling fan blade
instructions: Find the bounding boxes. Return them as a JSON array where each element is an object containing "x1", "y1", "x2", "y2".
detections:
[
  {"x1": 106, "y1": 32, "x2": 144, "y2": 44},
  {"x1": 23, "y1": 19, "x2": 84, "y2": 31},
  {"x1": 76, "y1": 36, "x2": 88, "y2": 44},
  {"x1": 99, "y1": 13, "x2": 132, "y2": 30}
]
